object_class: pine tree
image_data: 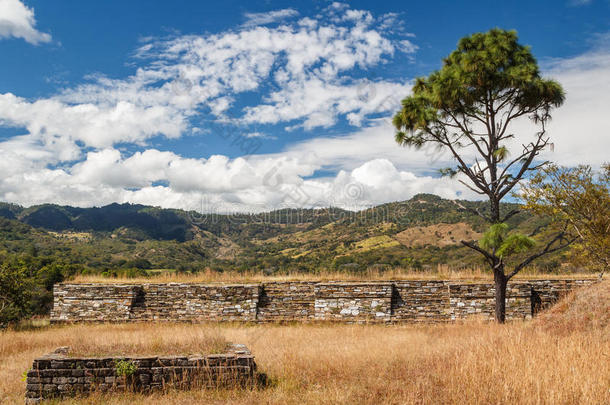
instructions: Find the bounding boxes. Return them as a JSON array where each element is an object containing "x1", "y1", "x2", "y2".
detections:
[{"x1": 393, "y1": 29, "x2": 571, "y2": 322}]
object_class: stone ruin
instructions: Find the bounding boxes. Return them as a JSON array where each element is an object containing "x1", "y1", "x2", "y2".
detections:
[
  {"x1": 50, "y1": 279, "x2": 596, "y2": 324},
  {"x1": 25, "y1": 344, "x2": 257, "y2": 403}
]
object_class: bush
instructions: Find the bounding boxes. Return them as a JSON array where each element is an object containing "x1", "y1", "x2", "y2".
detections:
[
  {"x1": 0, "y1": 264, "x2": 31, "y2": 327},
  {"x1": 114, "y1": 359, "x2": 138, "y2": 377}
]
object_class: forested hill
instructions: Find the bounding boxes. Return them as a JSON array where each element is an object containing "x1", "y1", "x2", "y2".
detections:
[{"x1": 0, "y1": 194, "x2": 561, "y2": 275}]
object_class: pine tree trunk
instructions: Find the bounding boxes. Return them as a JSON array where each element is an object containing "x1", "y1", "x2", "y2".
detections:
[
  {"x1": 490, "y1": 196, "x2": 505, "y2": 323},
  {"x1": 494, "y1": 269, "x2": 507, "y2": 323},
  {"x1": 490, "y1": 198, "x2": 501, "y2": 223}
]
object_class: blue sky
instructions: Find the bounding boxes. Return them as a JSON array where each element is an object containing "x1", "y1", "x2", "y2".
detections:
[{"x1": 0, "y1": 0, "x2": 608, "y2": 212}]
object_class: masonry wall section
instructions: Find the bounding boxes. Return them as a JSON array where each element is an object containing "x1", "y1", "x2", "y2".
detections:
[
  {"x1": 257, "y1": 282, "x2": 315, "y2": 321},
  {"x1": 391, "y1": 281, "x2": 450, "y2": 322},
  {"x1": 25, "y1": 344, "x2": 256, "y2": 404},
  {"x1": 50, "y1": 279, "x2": 596, "y2": 324},
  {"x1": 314, "y1": 283, "x2": 393, "y2": 322}
]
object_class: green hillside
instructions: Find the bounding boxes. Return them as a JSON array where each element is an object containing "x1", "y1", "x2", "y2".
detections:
[{"x1": 0, "y1": 194, "x2": 566, "y2": 276}]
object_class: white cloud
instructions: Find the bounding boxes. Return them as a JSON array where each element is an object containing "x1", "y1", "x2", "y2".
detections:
[
  {"x1": 3, "y1": 37, "x2": 607, "y2": 212},
  {"x1": 3, "y1": 48, "x2": 608, "y2": 214},
  {"x1": 141, "y1": 11, "x2": 412, "y2": 129},
  {"x1": 242, "y1": 8, "x2": 299, "y2": 27},
  {"x1": 242, "y1": 78, "x2": 411, "y2": 130},
  {"x1": 0, "y1": 93, "x2": 187, "y2": 150},
  {"x1": 244, "y1": 132, "x2": 276, "y2": 140},
  {"x1": 326, "y1": 159, "x2": 478, "y2": 209},
  {"x1": 0, "y1": 4, "x2": 414, "y2": 166},
  {"x1": 0, "y1": 142, "x2": 476, "y2": 212},
  {"x1": 0, "y1": 0, "x2": 50, "y2": 44},
  {"x1": 277, "y1": 42, "x2": 610, "y2": 178},
  {"x1": 279, "y1": 120, "x2": 457, "y2": 175},
  {"x1": 398, "y1": 40, "x2": 418, "y2": 54},
  {"x1": 0, "y1": 5, "x2": 607, "y2": 213},
  {"x1": 569, "y1": 0, "x2": 592, "y2": 6},
  {"x1": 539, "y1": 46, "x2": 610, "y2": 167}
]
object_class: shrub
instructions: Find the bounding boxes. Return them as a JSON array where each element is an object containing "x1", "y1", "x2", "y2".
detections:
[{"x1": 114, "y1": 359, "x2": 138, "y2": 377}]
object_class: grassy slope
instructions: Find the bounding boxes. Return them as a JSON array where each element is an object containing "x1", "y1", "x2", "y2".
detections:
[{"x1": 536, "y1": 278, "x2": 609, "y2": 333}]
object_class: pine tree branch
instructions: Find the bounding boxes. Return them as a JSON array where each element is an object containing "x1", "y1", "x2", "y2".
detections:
[
  {"x1": 500, "y1": 209, "x2": 521, "y2": 223},
  {"x1": 498, "y1": 129, "x2": 548, "y2": 199},
  {"x1": 442, "y1": 108, "x2": 492, "y2": 165},
  {"x1": 461, "y1": 240, "x2": 495, "y2": 266},
  {"x1": 440, "y1": 133, "x2": 492, "y2": 195},
  {"x1": 451, "y1": 200, "x2": 493, "y2": 223}
]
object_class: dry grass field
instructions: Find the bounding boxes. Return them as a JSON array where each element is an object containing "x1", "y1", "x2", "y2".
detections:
[
  {"x1": 69, "y1": 266, "x2": 599, "y2": 284},
  {"x1": 1, "y1": 281, "x2": 608, "y2": 404}
]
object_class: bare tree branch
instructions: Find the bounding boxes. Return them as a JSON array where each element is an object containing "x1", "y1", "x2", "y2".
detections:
[{"x1": 507, "y1": 232, "x2": 578, "y2": 280}]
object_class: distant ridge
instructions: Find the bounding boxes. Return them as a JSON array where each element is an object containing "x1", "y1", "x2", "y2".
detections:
[{"x1": 0, "y1": 195, "x2": 562, "y2": 274}]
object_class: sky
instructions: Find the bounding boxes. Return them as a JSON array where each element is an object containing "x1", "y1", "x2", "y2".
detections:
[{"x1": 0, "y1": 0, "x2": 608, "y2": 213}]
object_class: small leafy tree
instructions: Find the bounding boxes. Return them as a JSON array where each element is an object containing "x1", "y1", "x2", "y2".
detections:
[
  {"x1": 479, "y1": 223, "x2": 536, "y2": 259},
  {"x1": 393, "y1": 28, "x2": 571, "y2": 322},
  {"x1": 520, "y1": 164, "x2": 610, "y2": 277},
  {"x1": 0, "y1": 263, "x2": 31, "y2": 327}
]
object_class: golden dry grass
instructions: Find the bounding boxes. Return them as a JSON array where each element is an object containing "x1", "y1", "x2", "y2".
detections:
[
  {"x1": 1, "y1": 321, "x2": 608, "y2": 404},
  {"x1": 1, "y1": 280, "x2": 609, "y2": 404},
  {"x1": 69, "y1": 266, "x2": 599, "y2": 284},
  {"x1": 536, "y1": 277, "x2": 610, "y2": 334},
  {"x1": 56, "y1": 323, "x2": 226, "y2": 357}
]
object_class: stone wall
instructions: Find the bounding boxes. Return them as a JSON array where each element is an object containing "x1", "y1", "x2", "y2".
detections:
[
  {"x1": 527, "y1": 279, "x2": 594, "y2": 314},
  {"x1": 51, "y1": 285, "x2": 137, "y2": 322},
  {"x1": 50, "y1": 279, "x2": 596, "y2": 324},
  {"x1": 25, "y1": 344, "x2": 256, "y2": 404}
]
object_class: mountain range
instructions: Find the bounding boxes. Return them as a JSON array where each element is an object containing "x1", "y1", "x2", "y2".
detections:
[{"x1": 0, "y1": 194, "x2": 564, "y2": 275}]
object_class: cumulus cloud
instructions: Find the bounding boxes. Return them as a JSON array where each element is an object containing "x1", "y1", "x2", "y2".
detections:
[
  {"x1": 0, "y1": 141, "x2": 476, "y2": 212},
  {"x1": 0, "y1": 0, "x2": 50, "y2": 44},
  {"x1": 0, "y1": 5, "x2": 607, "y2": 213},
  {"x1": 138, "y1": 7, "x2": 414, "y2": 130},
  {"x1": 0, "y1": 93, "x2": 187, "y2": 150},
  {"x1": 242, "y1": 78, "x2": 411, "y2": 130},
  {"x1": 279, "y1": 120, "x2": 458, "y2": 175},
  {"x1": 278, "y1": 41, "x2": 610, "y2": 177}
]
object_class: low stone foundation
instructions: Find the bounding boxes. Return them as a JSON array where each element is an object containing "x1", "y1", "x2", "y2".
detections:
[
  {"x1": 25, "y1": 344, "x2": 256, "y2": 403},
  {"x1": 50, "y1": 279, "x2": 596, "y2": 324}
]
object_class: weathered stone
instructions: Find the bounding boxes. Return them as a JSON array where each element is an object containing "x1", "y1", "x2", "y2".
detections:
[{"x1": 51, "y1": 377, "x2": 68, "y2": 384}]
